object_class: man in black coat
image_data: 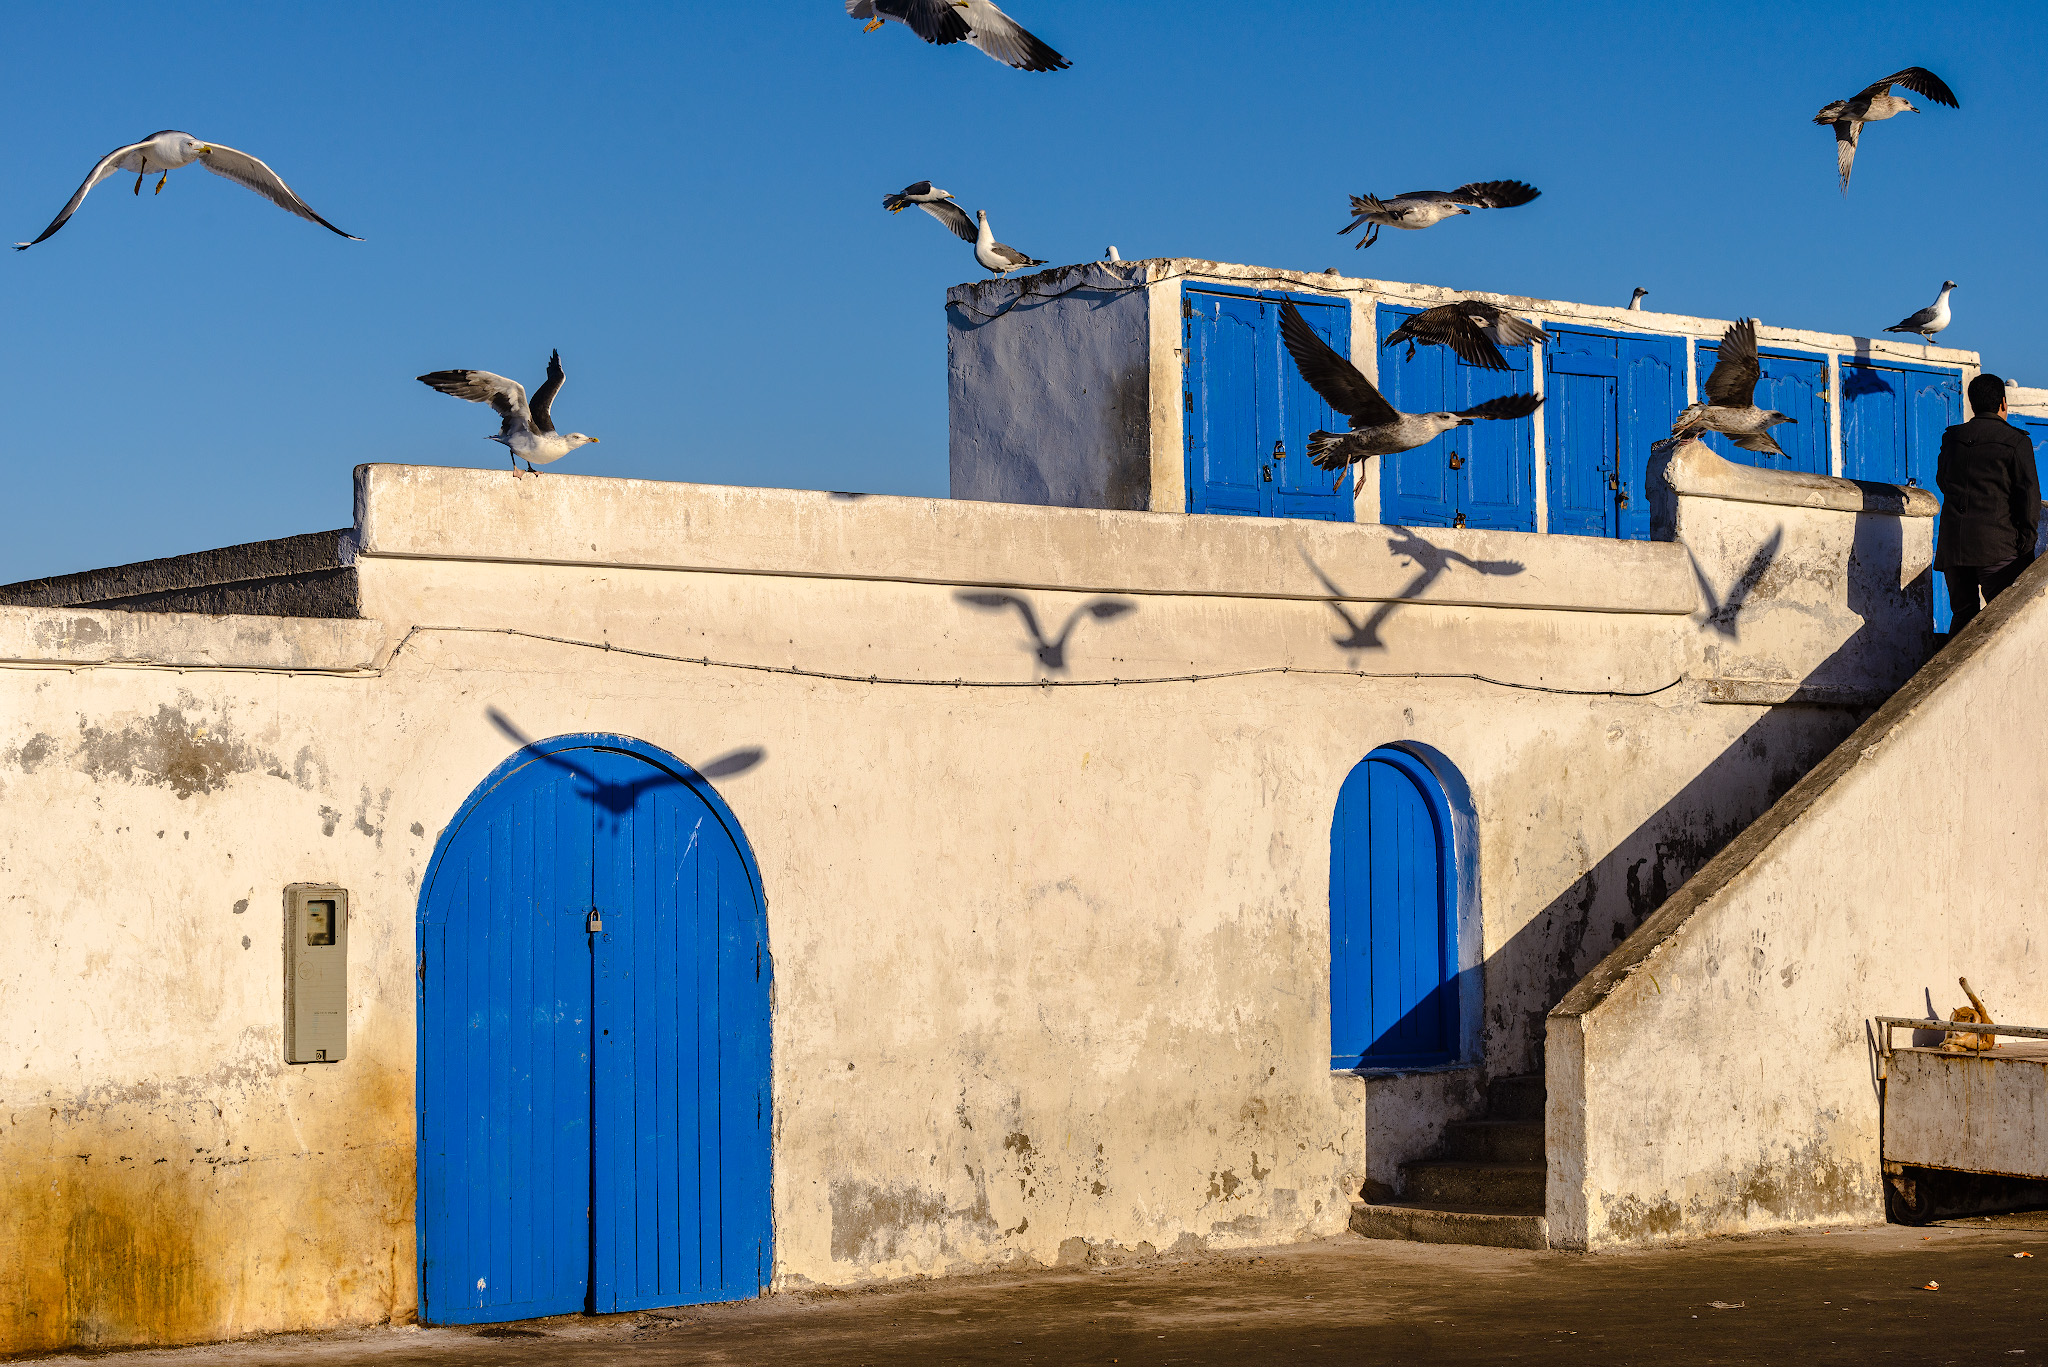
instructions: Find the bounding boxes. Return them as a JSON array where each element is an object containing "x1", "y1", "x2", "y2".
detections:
[{"x1": 1935, "y1": 373, "x2": 2040, "y2": 634}]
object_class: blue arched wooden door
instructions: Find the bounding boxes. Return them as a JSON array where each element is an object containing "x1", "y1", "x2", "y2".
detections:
[
  {"x1": 417, "y1": 735, "x2": 771, "y2": 1324},
  {"x1": 1329, "y1": 748, "x2": 1459, "y2": 1069}
]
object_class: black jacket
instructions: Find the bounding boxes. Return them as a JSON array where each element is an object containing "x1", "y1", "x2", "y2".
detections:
[{"x1": 1934, "y1": 415, "x2": 2041, "y2": 569}]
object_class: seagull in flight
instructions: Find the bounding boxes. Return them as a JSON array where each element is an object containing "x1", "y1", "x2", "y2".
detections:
[
  {"x1": 1278, "y1": 300, "x2": 1543, "y2": 488},
  {"x1": 881, "y1": 183, "x2": 1043, "y2": 275},
  {"x1": 1338, "y1": 181, "x2": 1539, "y2": 249},
  {"x1": 846, "y1": 0, "x2": 1068, "y2": 71},
  {"x1": 417, "y1": 350, "x2": 599, "y2": 475},
  {"x1": 1671, "y1": 319, "x2": 1796, "y2": 456},
  {"x1": 1813, "y1": 67, "x2": 1958, "y2": 191},
  {"x1": 1383, "y1": 300, "x2": 1547, "y2": 371},
  {"x1": 15, "y1": 130, "x2": 359, "y2": 250},
  {"x1": 1628, "y1": 287, "x2": 1649, "y2": 311},
  {"x1": 1884, "y1": 280, "x2": 1956, "y2": 348}
]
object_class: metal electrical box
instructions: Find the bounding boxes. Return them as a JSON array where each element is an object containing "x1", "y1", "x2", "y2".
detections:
[{"x1": 285, "y1": 884, "x2": 349, "y2": 1063}]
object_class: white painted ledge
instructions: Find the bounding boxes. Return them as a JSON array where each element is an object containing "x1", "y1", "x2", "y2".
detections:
[
  {"x1": 1664, "y1": 440, "x2": 1939, "y2": 517},
  {"x1": 0, "y1": 607, "x2": 388, "y2": 672}
]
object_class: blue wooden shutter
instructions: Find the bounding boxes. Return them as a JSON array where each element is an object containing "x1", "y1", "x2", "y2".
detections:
[
  {"x1": 1694, "y1": 345, "x2": 1830, "y2": 474},
  {"x1": 1545, "y1": 331, "x2": 1620, "y2": 538},
  {"x1": 1449, "y1": 336, "x2": 1537, "y2": 532},
  {"x1": 1329, "y1": 749, "x2": 1459, "y2": 1070},
  {"x1": 1376, "y1": 307, "x2": 1455, "y2": 527},
  {"x1": 1845, "y1": 361, "x2": 1963, "y2": 631},
  {"x1": 1273, "y1": 296, "x2": 1355, "y2": 521},
  {"x1": 1619, "y1": 335, "x2": 1686, "y2": 541}
]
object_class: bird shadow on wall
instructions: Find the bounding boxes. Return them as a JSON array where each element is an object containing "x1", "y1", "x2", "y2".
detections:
[
  {"x1": 1300, "y1": 529, "x2": 1525, "y2": 651},
  {"x1": 485, "y1": 707, "x2": 765, "y2": 818},
  {"x1": 1687, "y1": 527, "x2": 1784, "y2": 641},
  {"x1": 953, "y1": 592, "x2": 1136, "y2": 672}
]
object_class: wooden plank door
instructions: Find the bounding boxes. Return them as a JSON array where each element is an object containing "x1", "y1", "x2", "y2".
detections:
[
  {"x1": 1379, "y1": 305, "x2": 1535, "y2": 531},
  {"x1": 1272, "y1": 297, "x2": 1354, "y2": 521},
  {"x1": 418, "y1": 756, "x2": 596, "y2": 1325},
  {"x1": 1847, "y1": 361, "x2": 1963, "y2": 630},
  {"x1": 1329, "y1": 749, "x2": 1458, "y2": 1070},
  {"x1": 1545, "y1": 332, "x2": 1621, "y2": 538}
]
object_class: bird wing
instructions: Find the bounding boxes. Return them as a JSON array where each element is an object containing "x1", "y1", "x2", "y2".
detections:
[
  {"x1": 1455, "y1": 393, "x2": 1545, "y2": 422},
  {"x1": 1387, "y1": 304, "x2": 1512, "y2": 371},
  {"x1": 1279, "y1": 300, "x2": 1397, "y2": 428},
  {"x1": 418, "y1": 369, "x2": 532, "y2": 427},
  {"x1": 195, "y1": 143, "x2": 361, "y2": 239},
  {"x1": 1447, "y1": 180, "x2": 1541, "y2": 209},
  {"x1": 13, "y1": 140, "x2": 152, "y2": 249},
  {"x1": 1886, "y1": 304, "x2": 1938, "y2": 332},
  {"x1": 960, "y1": 0, "x2": 1069, "y2": 69},
  {"x1": 991, "y1": 241, "x2": 1044, "y2": 266},
  {"x1": 527, "y1": 351, "x2": 565, "y2": 434},
  {"x1": 1861, "y1": 66, "x2": 1958, "y2": 108},
  {"x1": 1703, "y1": 319, "x2": 1762, "y2": 407},
  {"x1": 877, "y1": 0, "x2": 972, "y2": 44},
  {"x1": 1729, "y1": 430, "x2": 1787, "y2": 456},
  {"x1": 1833, "y1": 121, "x2": 1860, "y2": 190},
  {"x1": 919, "y1": 198, "x2": 977, "y2": 241},
  {"x1": 1486, "y1": 311, "x2": 1549, "y2": 348}
]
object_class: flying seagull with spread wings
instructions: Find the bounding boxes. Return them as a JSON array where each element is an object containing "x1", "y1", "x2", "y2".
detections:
[
  {"x1": 1813, "y1": 67, "x2": 1958, "y2": 191},
  {"x1": 1278, "y1": 300, "x2": 1544, "y2": 488},
  {"x1": 1338, "y1": 181, "x2": 1539, "y2": 249},
  {"x1": 1382, "y1": 300, "x2": 1548, "y2": 371},
  {"x1": 417, "y1": 351, "x2": 599, "y2": 475},
  {"x1": 15, "y1": 130, "x2": 359, "y2": 250},
  {"x1": 1884, "y1": 280, "x2": 1956, "y2": 347},
  {"x1": 846, "y1": 0, "x2": 1068, "y2": 70},
  {"x1": 1671, "y1": 320, "x2": 1796, "y2": 456},
  {"x1": 884, "y1": 181, "x2": 976, "y2": 242}
]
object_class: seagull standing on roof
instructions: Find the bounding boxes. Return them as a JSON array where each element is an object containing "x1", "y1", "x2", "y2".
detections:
[
  {"x1": 15, "y1": 130, "x2": 359, "y2": 249},
  {"x1": 1338, "y1": 181, "x2": 1540, "y2": 249},
  {"x1": 1277, "y1": 300, "x2": 1544, "y2": 489},
  {"x1": 1383, "y1": 301, "x2": 1547, "y2": 370},
  {"x1": 417, "y1": 351, "x2": 599, "y2": 475},
  {"x1": 1884, "y1": 280, "x2": 1956, "y2": 348},
  {"x1": 846, "y1": 0, "x2": 1068, "y2": 70},
  {"x1": 1671, "y1": 320, "x2": 1796, "y2": 456},
  {"x1": 1814, "y1": 67, "x2": 1959, "y2": 191},
  {"x1": 880, "y1": 183, "x2": 1043, "y2": 276},
  {"x1": 1628, "y1": 288, "x2": 1649, "y2": 311},
  {"x1": 973, "y1": 210, "x2": 1043, "y2": 276}
]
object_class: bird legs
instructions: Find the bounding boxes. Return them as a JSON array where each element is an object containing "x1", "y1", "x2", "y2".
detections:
[
  {"x1": 1354, "y1": 223, "x2": 1380, "y2": 249},
  {"x1": 156, "y1": 171, "x2": 168, "y2": 195},
  {"x1": 132, "y1": 168, "x2": 167, "y2": 195},
  {"x1": 863, "y1": 17, "x2": 883, "y2": 29}
]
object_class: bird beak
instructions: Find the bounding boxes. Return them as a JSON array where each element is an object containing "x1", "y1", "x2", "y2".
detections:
[
  {"x1": 1457, "y1": 418, "x2": 1474, "y2": 427},
  {"x1": 589, "y1": 437, "x2": 600, "y2": 443},
  {"x1": 863, "y1": 17, "x2": 883, "y2": 29},
  {"x1": 194, "y1": 143, "x2": 212, "y2": 154}
]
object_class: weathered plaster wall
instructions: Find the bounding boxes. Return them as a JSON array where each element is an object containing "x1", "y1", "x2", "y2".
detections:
[
  {"x1": 0, "y1": 461, "x2": 1933, "y2": 1350},
  {"x1": 1545, "y1": 554, "x2": 2048, "y2": 1250},
  {"x1": 948, "y1": 263, "x2": 1153, "y2": 511}
]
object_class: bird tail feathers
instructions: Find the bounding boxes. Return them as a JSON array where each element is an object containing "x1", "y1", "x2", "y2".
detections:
[{"x1": 1306, "y1": 431, "x2": 1351, "y2": 470}]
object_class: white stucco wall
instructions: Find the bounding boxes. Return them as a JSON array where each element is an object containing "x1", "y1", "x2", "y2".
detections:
[
  {"x1": 0, "y1": 460, "x2": 1936, "y2": 1351},
  {"x1": 1545, "y1": 553, "x2": 2048, "y2": 1249}
]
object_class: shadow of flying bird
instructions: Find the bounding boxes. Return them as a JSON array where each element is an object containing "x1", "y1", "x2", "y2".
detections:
[
  {"x1": 486, "y1": 707, "x2": 765, "y2": 820},
  {"x1": 955, "y1": 592, "x2": 1136, "y2": 671},
  {"x1": 1301, "y1": 534, "x2": 1524, "y2": 651},
  {"x1": 1686, "y1": 529, "x2": 1783, "y2": 641}
]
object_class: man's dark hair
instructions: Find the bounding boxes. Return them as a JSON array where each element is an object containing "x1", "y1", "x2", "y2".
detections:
[{"x1": 1969, "y1": 373, "x2": 2007, "y2": 416}]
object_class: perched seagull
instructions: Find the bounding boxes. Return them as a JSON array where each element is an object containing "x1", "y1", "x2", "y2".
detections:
[
  {"x1": 15, "y1": 130, "x2": 359, "y2": 250},
  {"x1": 1383, "y1": 300, "x2": 1547, "y2": 371},
  {"x1": 973, "y1": 209, "x2": 1044, "y2": 276},
  {"x1": 1104, "y1": 246, "x2": 1120, "y2": 262},
  {"x1": 1628, "y1": 287, "x2": 1649, "y2": 311},
  {"x1": 1671, "y1": 319, "x2": 1796, "y2": 456},
  {"x1": 846, "y1": 0, "x2": 1068, "y2": 71},
  {"x1": 1884, "y1": 280, "x2": 1956, "y2": 348},
  {"x1": 1338, "y1": 181, "x2": 1539, "y2": 249},
  {"x1": 1813, "y1": 67, "x2": 1958, "y2": 191},
  {"x1": 883, "y1": 181, "x2": 976, "y2": 242},
  {"x1": 1278, "y1": 300, "x2": 1543, "y2": 488},
  {"x1": 417, "y1": 351, "x2": 599, "y2": 475}
]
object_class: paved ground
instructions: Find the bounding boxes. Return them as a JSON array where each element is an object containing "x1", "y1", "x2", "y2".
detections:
[{"x1": 32, "y1": 1215, "x2": 2048, "y2": 1366}]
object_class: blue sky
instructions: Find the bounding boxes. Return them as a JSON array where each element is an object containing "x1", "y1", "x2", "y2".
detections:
[{"x1": 2, "y1": 1, "x2": 2042, "y2": 582}]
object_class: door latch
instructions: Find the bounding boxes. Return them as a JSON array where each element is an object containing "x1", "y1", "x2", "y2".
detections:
[
  {"x1": 1453, "y1": 511, "x2": 1467, "y2": 529},
  {"x1": 1261, "y1": 465, "x2": 1273, "y2": 482},
  {"x1": 586, "y1": 909, "x2": 603, "y2": 933},
  {"x1": 1448, "y1": 453, "x2": 1465, "y2": 470}
]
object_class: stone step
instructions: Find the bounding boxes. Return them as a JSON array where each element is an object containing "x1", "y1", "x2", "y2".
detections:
[
  {"x1": 1349, "y1": 1199, "x2": 1549, "y2": 1250},
  {"x1": 1440, "y1": 1119, "x2": 1545, "y2": 1164},
  {"x1": 1399, "y1": 1159, "x2": 1546, "y2": 1210},
  {"x1": 1487, "y1": 1074, "x2": 1545, "y2": 1123}
]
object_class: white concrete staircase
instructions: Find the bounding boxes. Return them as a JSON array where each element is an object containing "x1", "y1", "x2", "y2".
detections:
[{"x1": 1348, "y1": 1075, "x2": 1549, "y2": 1249}]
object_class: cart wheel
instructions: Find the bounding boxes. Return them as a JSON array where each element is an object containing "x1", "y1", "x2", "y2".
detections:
[{"x1": 1887, "y1": 1169, "x2": 1936, "y2": 1226}]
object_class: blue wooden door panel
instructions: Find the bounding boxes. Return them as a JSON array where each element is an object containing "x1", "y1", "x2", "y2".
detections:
[
  {"x1": 1694, "y1": 345, "x2": 1830, "y2": 474},
  {"x1": 1545, "y1": 334, "x2": 1620, "y2": 538},
  {"x1": 1185, "y1": 288, "x2": 1352, "y2": 520},
  {"x1": 1844, "y1": 361, "x2": 1963, "y2": 630},
  {"x1": 1379, "y1": 306, "x2": 1536, "y2": 530},
  {"x1": 1620, "y1": 336, "x2": 1686, "y2": 541},
  {"x1": 420, "y1": 759, "x2": 594, "y2": 1325},
  {"x1": 421, "y1": 740, "x2": 771, "y2": 1326},
  {"x1": 1909, "y1": 372, "x2": 1965, "y2": 633},
  {"x1": 1329, "y1": 749, "x2": 1457, "y2": 1070}
]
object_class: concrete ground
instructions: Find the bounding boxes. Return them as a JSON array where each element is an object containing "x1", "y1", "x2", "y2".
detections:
[{"x1": 29, "y1": 1216, "x2": 2048, "y2": 1366}]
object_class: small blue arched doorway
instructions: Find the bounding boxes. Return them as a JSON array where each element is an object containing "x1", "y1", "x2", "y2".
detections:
[
  {"x1": 416, "y1": 734, "x2": 771, "y2": 1324},
  {"x1": 1329, "y1": 747, "x2": 1461, "y2": 1069}
]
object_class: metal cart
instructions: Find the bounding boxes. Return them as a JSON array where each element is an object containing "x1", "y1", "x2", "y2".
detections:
[{"x1": 1875, "y1": 1016, "x2": 2048, "y2": 1223}]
